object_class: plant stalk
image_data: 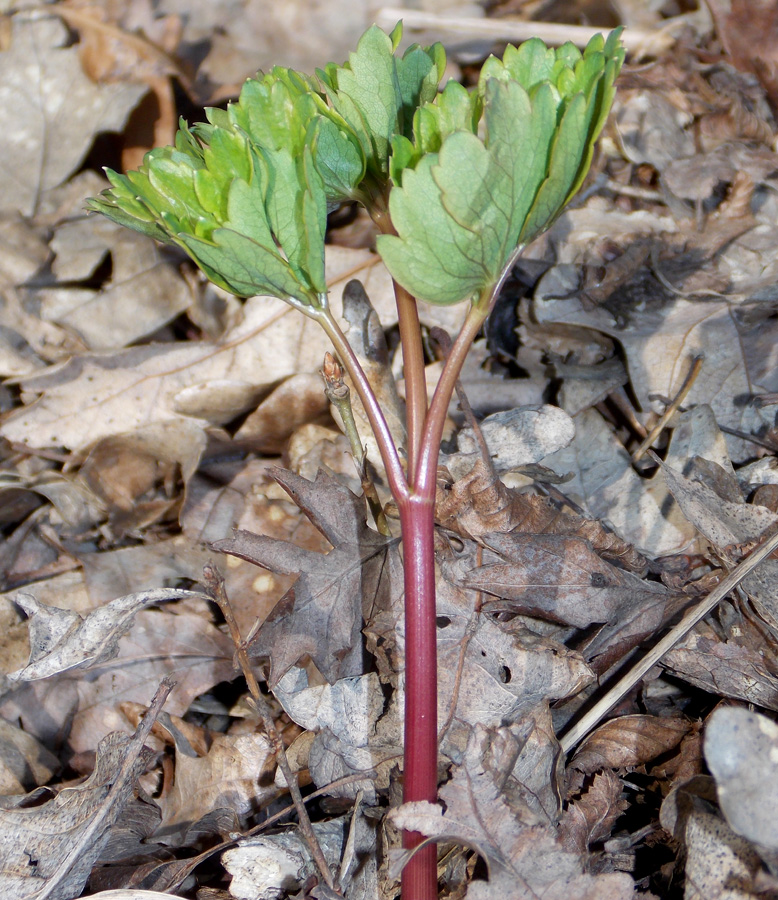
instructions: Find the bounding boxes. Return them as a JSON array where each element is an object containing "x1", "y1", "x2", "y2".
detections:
[
  {"x1": 414, "y1": 302, "x2": 489, "y2": 495},
  {"x1": 317, "y1": 310, "x2": 409, "y2": 503},
  {"x1": 397, "y1": 493, "x2": 438, "y2": 900},
  {"x1": 393, "y1": 280, "x2": 428, "y2": 482}
]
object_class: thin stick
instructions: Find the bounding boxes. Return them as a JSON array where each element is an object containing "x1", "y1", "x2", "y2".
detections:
[
  {"x1": 375, "y1": 7, "x2": 665, "y2": 51},
  {"x1": 370, "y1": 204, "x2": 428, "y2": 483},
  {"x1": 316, "y1": 310, "x2": 409, "y2": 503},
  {"x1": 321, "y1": 352, "x2": 391, "y2": 536},
  {"x1": 559, "y1": 528, "x2": 778, "y2": 753},
  {"x1": 202, "y1": 564, "x2": 340, "y2": 894},
  {"x1": 632, "y1": 356, "x2": 703, "y2": 461}
]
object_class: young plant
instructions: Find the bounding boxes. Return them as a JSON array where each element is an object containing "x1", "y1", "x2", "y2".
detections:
[{"x1": 88, "y1": 23, "x2": 624, "y2": 900}]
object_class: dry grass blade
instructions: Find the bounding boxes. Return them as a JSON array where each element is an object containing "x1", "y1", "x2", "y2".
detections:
[{"x1": 559, "y1": 527, "x2": 778, "y2": 753}]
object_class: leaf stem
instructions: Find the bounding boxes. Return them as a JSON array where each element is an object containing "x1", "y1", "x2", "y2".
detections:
[
  {"x1": 414, "y1": 302, "x2": 488, "y2": 496},
  {"x1": 370, "y1": 199, "x2": 428, "y2": 483},
  {"x1": 393, "y1": 279, "x2": 428, "y2": 483},
  {"x1": 316, "y1": 309, "x2": 409, "y2": 503}
]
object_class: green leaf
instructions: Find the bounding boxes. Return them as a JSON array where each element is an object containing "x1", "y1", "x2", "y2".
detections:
[
  {"x1": 519, "y1": 90, "x2": 590, "y2": 242},
  {"x1": 395, "y1": 41, "x2": 446, "y2": 135},
  {"x1": 378, "y1": 150, "x2": 491, "y2": 305},
  {"x1": 378, "y1": 31, "x2": 624, "y2": 307},
  {"x1": 327, "y1": 25, "x2": 402, "y2": 175},
  {"x1": 178, "y1": 228, "x2": 313, "y2": 303},
  {"x1": 319, "y1": 22, "x2": 446, "y2": 179},
  {"x1": 308, "y1": 115, "x2": 365, "y2": 202}
]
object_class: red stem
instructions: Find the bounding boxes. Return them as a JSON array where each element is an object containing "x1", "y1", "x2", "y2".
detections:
[
  {"x1": 393, "y1": 280, "x2": 428, "y2": 483},
  {"x1": 414, "y1": 304, "x2": 488, "y2": 496},
  {"x1": 398, "y1": 494, "x2": 438, "y2": 900}
]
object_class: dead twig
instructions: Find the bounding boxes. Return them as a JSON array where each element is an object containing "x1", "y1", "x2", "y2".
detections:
[
  {"x1": 202, "y1": 563, "x2": 340, "y2": 895},
  {"x1": 375, "y1": 7, "x2": 672, "y2": 52},
  {"x1": 632, "y1": 356, "x2": 703, "y2": 461},
  {"x1": 559, "y1": 526, "x2": 778, "y2": 753}
]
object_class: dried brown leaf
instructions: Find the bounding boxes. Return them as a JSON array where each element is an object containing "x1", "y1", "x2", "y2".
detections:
[
  {"x1": 656, "y1": 456, "x2": 778, "y2": 552},
  {"x1": 572, "y1": 715, "x2": 691, "y2": 774},
  {"x1": 1, "y1": 607, "x2": 235, "y2": 754},
  {"x1": 158, "y1": 733, "x2": 277, "y2": 838},
  {"x1": 215, "y1": 468, "x2": 398, "y2": 685},
  {"x1": 8, "y1": 587, "x2": 210, "y2": 682},
  {"x1": 43, "y1": 222, "x2": 193, "y2": 350},
  {"x1": 704, "y1": 707, "x2": 778, "y2": 853},
  {"x1": 0, "y1": 681, "x2": 170, "y2": 900},
  {"x1": 708, "y1": 0, "x2": 778, "y2": 115},
  {"x1": 462, "y1": 531, "x2": 666, "y2": 628},
  {"x1": 0, "y1": 718, "x2": 60, "y2": 795},
  {"x1": 1, "y1": 247, "x2": 396, "y2": 451},
  {"x1": 0, "y1": 14, "x2": 145, "y2": 216},
  {"x1": 663, "y1": 617, "x2": 778, "y2": 711},
  {"x1": 390, "y1": 726, "x2": 635, "y2": 899},
  {"x1": 437, "y1": 460, "x2": 648, "y2": 574},
  {"x1": 559, "y1": 769, "x2": 627, "y2": 854},
  {"x1": 534, "y1": 276, "x2": 778, "y2": 463}
]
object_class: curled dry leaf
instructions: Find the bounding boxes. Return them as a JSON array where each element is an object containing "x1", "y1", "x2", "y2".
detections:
[
  {"x1": 43, "y1": 223, "x2": 194, "y2": 351},
  {"x1": 558, "y1": 769, "x2": 627, "y2": 854},
  {"x1": 463, "y1": 531, "x2": 666, "y2": 628},
  {"x1": 1, "y1": 603, "x2": 236, "y2": 755},
  {"x1": 660, "y1": 776, "x2": 763, "y2": 900},
  {"x1": 571, "y1": 714, "x2": 691, "y2": 774},
  {"x1": 8, "y1": 588, "x2": 211, "y2": 682},
  {"x1": 537, "y1": 407, "x2": 693, "y2": 556},
  {"x1": 534, "y1": 273, "x2": 778, "y2": 464},
  {"x1": 222, "y1": 818, "x2": 347, "y2": 900},
  {"x1": 437, "y1": 459, "x2": 649, "y2": 574}
]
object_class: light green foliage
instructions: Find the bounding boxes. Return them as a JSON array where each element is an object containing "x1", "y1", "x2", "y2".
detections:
[
  {"x1": 377, "y1": 29, "x2": 624, "y2": 306},
  {"x1": 316, "y1": 23, "x2": 445, "y2": 179},
  {"x1": 89, "y1": 23, "x2": 623, "y2": 313}
]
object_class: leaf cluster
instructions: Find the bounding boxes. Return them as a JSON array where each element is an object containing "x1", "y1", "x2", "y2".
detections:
[
  {"x1": 88, "y1": 24, "x2": 623, "y2": 311},
  {"x1": 377, "y1": 31, "x2": 625, "y2": 305}
]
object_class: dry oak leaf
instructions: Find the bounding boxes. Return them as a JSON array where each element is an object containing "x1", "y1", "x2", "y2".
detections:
[
  {"x1": 214, "y1": 468, "x2": 399, "y2": 686},
  {"x1": 390, "y1": 726, "x2": 635, "y2": 899},
  {"x1": 437, "y1": 459, "x2": 648, "y2": 575},
  {"x1": 0, "y1": 681, "x2": 170, "y2": 900}
]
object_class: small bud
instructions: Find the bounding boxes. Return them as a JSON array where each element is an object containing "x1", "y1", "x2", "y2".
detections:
[{"x1": 321, "y1": 351, "x2": 343, "y2": 383}]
